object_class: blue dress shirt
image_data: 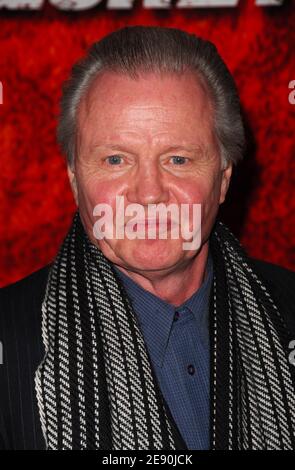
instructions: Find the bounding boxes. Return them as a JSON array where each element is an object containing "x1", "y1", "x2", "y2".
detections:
[{"x1": 113, "y1": 255, "x2": 213, "y2": 450}]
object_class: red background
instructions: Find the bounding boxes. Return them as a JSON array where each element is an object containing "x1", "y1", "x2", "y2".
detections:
[{"x1": 0, "y1": 0, "x2": 294, "y2": 287}]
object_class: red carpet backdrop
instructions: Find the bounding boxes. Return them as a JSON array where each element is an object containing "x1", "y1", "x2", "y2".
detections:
[{"x1": 0, "y1": 0, "x2": 294, "y2": 287}]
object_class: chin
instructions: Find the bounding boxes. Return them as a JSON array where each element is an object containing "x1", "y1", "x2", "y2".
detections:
[{"x1": 114, "y1": 239, "x2": 186, "y2": 272}]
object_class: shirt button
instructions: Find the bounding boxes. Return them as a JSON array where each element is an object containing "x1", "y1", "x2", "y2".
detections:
[
  {"x1": 174, "y1": 311, "x2": 180, "y2": 321},
  {"x1": 187, "y1": 364, "x2": 195, "y2": 375}
]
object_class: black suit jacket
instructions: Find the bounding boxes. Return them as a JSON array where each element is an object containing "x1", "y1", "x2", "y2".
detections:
[{"x1": 0, "y1": 259, "x2": 295, "y2": 450}]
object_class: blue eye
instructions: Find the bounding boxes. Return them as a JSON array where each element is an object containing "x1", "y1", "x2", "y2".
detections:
[
  {"x1": 106, "y1": 155, "x2": 122, "y2": 165},
  {"x1": 171, "y1": 156, "x2": 187, "y2": 165}
]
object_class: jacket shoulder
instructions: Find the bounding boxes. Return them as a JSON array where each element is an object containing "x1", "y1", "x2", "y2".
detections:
[
  {"x1": 0, "y1": 264, "x2": 51, "y2": 333},
  {"x1": 0, "y1": 266, "x2": 51, "y2": 450},
  {"x1": 251, "y1": 258, "x2": 295, "y2": 284},
  {"x1": 250, "y1": 258, "x2": 295, "y2": 334},
  {"x1": 0, "y1": 264, "x2": 51, "y2": 300}
]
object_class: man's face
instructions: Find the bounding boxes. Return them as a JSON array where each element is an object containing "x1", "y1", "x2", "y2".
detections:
[{"x1": 68, "y1": 70, "x2": 232, "y2": 274}]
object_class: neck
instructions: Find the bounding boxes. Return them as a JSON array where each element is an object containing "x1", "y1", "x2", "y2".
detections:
[{"x1": 114, "y1": 242, "x2": 209, "y2": 307}]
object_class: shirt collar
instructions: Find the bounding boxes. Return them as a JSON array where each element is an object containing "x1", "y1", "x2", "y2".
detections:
[{"x1": 113, "y1": 253, "x2": 213, "y2": 367}]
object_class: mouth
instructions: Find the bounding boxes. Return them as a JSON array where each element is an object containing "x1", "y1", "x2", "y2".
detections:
[{"x1": 131, "y1": 219, "x2": 176, "y2": 232}]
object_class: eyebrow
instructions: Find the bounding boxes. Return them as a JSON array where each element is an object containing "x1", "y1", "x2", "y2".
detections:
[
  {"x1": 159, "y1": 145, "x2": 205, "y2": 154},
  {"x1": 91, "y1": 143, "x2": 206, "y2": 154}
]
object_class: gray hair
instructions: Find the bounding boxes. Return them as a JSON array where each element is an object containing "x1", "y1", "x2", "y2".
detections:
[{"x1": 57, "y1": 25, "x2": 245, "y2": 169}]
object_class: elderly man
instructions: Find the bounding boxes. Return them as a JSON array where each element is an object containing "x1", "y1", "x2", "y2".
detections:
[{"x1": 0, "y1": 26, "x2": 295, "y2": 451}]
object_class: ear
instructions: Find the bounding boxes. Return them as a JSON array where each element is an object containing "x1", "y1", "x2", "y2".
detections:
[
  {"x1": 219, "y1": 162, "x2": 233, "y2": 205},
  {"x1": 67, "y1": 164, "x2": 78, "y2": 206}
]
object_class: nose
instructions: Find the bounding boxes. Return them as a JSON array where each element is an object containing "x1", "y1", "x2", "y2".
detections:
[{"x1": 126, "y1": 160, "x2": 170, "y2": 206}]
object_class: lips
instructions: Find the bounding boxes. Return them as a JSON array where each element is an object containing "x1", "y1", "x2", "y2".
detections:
[
  {"x1": 133, "y1": 219, "x2": 174, "y2": 231},
  {"x1": 135, "y1": 219, "x2": 161, "y2": 226}
]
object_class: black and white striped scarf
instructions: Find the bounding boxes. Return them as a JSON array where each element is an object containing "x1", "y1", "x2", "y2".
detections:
[{"x1": 35, "y1": 211, "x2": 295, "y2": 449}]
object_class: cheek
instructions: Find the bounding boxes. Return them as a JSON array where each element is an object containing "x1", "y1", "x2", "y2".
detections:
[
  {"x1": 78, "y1": 175, "x2": 123, "y2": 210},
  {"x1": 174, "y1": 176, "x2": 221, "y2": 235},
  {"x1": 202, "y1": 182, "x2": 221, "y2": 214},
  {"x1": 76, "y1": 174, "x2": 129, "y2": 241},
  {"x1": 174, "y1": 176, "x2": 219, "y2": 207}
]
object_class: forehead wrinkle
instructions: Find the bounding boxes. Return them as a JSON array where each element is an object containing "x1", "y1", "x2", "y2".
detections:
[
  {"x1": 88, "y1": 136, "x2": 210, "y2": 159},
  {"x1": 76, "y1": 72, "x2": 217, "y2": 158}
]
